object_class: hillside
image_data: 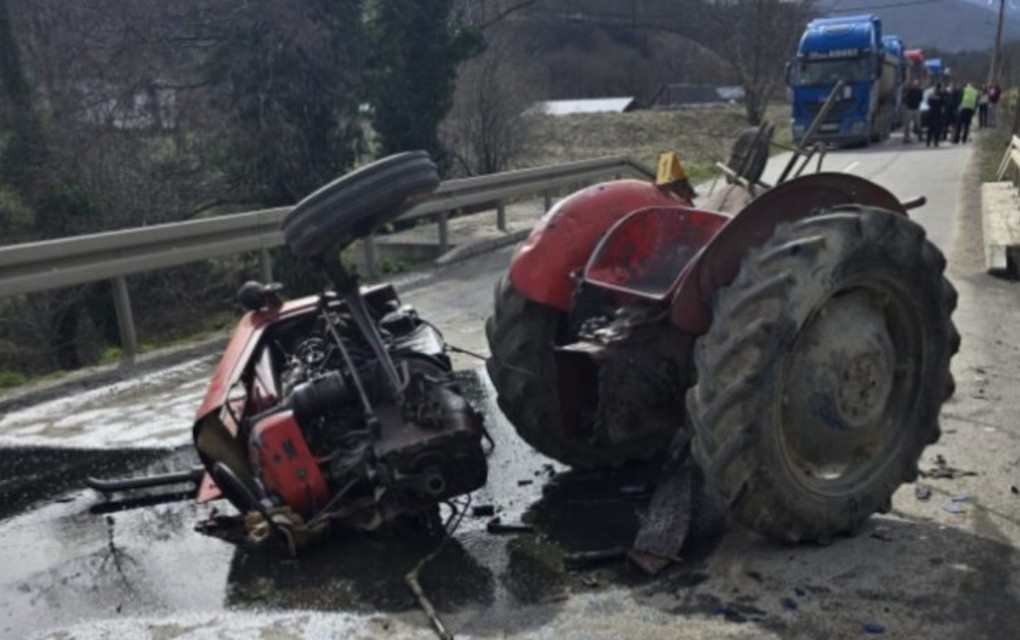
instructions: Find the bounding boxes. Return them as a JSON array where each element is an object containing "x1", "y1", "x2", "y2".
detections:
[{"x1": 817, "y1": 0, "x2": 1020, "y2": 52}]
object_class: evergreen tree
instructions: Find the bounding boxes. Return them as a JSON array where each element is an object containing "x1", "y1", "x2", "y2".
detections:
[{"x1": 367, "y1": 0, "x2": 481, "y2": 166}]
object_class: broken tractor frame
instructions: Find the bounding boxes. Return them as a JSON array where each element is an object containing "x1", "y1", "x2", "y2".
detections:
[
  {"x1": 88, "y1": 152, "x2": 489, "y2": 552},
  {"x1": 486, "y1": 125, "x2": 956, "y2": 572}
]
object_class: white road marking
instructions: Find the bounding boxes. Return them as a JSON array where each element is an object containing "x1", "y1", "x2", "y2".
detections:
[{"x1": 842, "y1": 160, "x2": 860, "y2": 174}]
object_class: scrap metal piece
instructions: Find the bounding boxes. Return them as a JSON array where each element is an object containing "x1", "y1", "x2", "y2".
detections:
[{"x1": 628, "y1": 455, "x2": 695, "y2": 575}]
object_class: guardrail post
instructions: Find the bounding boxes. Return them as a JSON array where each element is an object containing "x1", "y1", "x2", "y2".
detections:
[
  {"x1": 438, "y1": 211, "x2": 450, "y2": 254},
  {"x1": 543, "y1": 191, "x2": 552, "y2": 212},
  {"x1": 496, "y1": 200, "x2": 507, "y2": 231},
  {"x1": 111, "y1": 276, "x2": 138, "y2": 363},
  {"x1": 363, "y1": 234, "x2": 378, "y2": 278},
  {"x1": 260, "y1": 247, "x2": 273, "y2": 282}
]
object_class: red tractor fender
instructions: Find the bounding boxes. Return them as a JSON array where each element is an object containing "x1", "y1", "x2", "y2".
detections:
[
  {"x1": 509, "y1": 180, "x2": 691, "y2": 311},
  {"x1": 583, "y1": 206, "x2": 730, "y2": 302},
  {"x1": 669, "y1": 172, "x2": 908, "y2": 334}
]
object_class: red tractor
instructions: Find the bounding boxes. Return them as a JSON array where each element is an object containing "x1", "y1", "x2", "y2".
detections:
[
  {"x1": 485, "y1": 139, "x2": 957, "y2": 570},
  {"x1": 87, "y1": 141, "x2": 956, "y2": 572}
]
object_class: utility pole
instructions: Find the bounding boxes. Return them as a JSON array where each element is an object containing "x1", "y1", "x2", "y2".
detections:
[{"x1": 989, "y1": 0, "x2": 1006, "y2": 85}]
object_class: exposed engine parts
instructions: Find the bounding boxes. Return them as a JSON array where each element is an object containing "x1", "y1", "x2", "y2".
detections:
[{"x1": 87, "y1": 151, "x2": 488, "y2": 553}]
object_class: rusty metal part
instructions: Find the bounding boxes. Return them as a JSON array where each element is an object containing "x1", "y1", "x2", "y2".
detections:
[
  {"x1": 670, "y1": 172, "x2": 907, "y2": 334},
  {"x1": 779, "y1": 80, "x2": 845, "y2": 184},
  {"x1": 628, "y1": 455, "x2": 695, "y2": 575}
]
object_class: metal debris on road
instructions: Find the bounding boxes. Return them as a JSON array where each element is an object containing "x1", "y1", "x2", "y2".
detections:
[
  {"x1": 863, "y1": 621, "x2": 886, "y2": 634},
  {"x1": 915, "y1": 484, "x2": 932, "y2": 501},
  {"x1": 485, "y1": 517, "x2": 536, "y2": 535},
  {"x1": 563, "y1": 547, "x2": 627, "y2": 570},
  {"x1": 470, "y1": 504, "x2": 495, "y2": 518},
  {"x1": 406, "y1": 498, "x2": 470, "y2": 640},
  {"x1": 944, "y1": 502, "x2": 967, "y2": 515},
  {"x1": 921, "y1": 454, "x2": 978, "y2": 480}
]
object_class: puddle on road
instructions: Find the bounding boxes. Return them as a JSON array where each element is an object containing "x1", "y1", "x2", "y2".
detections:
[
  {"x1": 0, "y1": 357, "x2": 213, "y2": 450},
  {"x1": 0, "y1": 367, "x2": 727, "y2": 639}
]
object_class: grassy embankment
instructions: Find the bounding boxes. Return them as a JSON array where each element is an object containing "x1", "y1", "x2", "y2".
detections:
[{"x1": 521, "y1": 103, "x2": 791, "y2": 182}]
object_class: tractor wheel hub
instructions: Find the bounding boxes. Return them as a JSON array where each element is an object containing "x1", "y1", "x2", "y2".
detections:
[
  {"x1": 786, "y1": 291, "x2": 895, "y2": 431},
  {"x1": 836, "y1": 350, "x2": 894, "y2": 428}
]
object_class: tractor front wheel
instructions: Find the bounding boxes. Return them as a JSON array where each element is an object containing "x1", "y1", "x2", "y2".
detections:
[{"x1": 687, "y1": 207, "x2": 958, "y2": 543}]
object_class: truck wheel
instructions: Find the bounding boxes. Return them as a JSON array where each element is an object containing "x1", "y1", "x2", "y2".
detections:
[
  {"x1": 687, "y1": 208, "x2": 958, "y2": 543},
  {"x1": 485, "y1": 275, "x2": 661, "y2": 468},
  {"x1": 282, "y1": 151, "x2": 439, "y2": 257}
]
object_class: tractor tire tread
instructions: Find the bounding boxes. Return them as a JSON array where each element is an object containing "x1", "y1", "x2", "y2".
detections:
[
  {"x1": 485, "y1": 275, "x2": 664, "y2": 468},
  {"x1": 282, "y1": 152, "x2": 439, "y2": 257},
  {"x1": 688, "y1": 207, "x2": 957, "y2": 543}
]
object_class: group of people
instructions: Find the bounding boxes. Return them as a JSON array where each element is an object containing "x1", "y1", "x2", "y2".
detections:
[{"x1": 902, "y1": 80, "x2": 1001, "y2": 147}]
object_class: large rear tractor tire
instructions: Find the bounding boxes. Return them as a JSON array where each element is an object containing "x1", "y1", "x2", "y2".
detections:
[
  {"x1": 687, "y1": 207, "x2": 958, "y2": 543},
  {"x1": 485, "y1": 275, "x2": 663, "y2": 468}
]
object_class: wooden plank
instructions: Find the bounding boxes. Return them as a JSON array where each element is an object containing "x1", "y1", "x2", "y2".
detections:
[{"x1": 982, "y1": 182, "x2": 1020, "y2": 277}]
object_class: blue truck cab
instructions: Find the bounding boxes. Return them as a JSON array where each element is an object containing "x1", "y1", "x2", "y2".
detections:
[
  {"x1": 924, "y1": 58, "x2": 945, "y2": 82},
  {"x1": 790, "y1": 15, "x2": 902, "y2": 146}
]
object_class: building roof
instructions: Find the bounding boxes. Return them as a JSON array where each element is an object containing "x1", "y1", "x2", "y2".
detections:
[{"x1": 533, "y1": 97, "x2": 637, "y2": 116}]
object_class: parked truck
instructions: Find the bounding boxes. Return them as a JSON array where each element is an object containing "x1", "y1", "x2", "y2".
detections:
[
  {"x1": 883, "y1": 35, "x2": 906, "y2": 129},
  {"x1": 905, "y1": 49, "x2": 928, "y2": 86},
  {"x1": 789, "y1": 15, "x2": 903, "y2": 146}
]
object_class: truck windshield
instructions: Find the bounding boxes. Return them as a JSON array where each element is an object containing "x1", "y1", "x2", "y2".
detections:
[{"x1": 797, "y1": 58, "x2": 872, "y2": 86}]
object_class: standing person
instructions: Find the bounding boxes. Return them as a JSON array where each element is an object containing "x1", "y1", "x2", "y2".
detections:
[
  {"x1": 989, "y1": 82, "x2": 1002, "y2": 126},
  {"x1": 903, "y1": 79, "x2": 924, "y2": 143},
  {"x1": 957, "y1": 81, "x2": 978, "y2": 143},
  {"x1": 927, "y1": 83, "x2": 945, "y2": 148},
  {"x1": 945, "y1": 82, "x2": 962, "y2": 141},
  {"x1": 921, "y1": 83, "x2": 935, "y2": 133},
  {"x1": 978, "y1": 86, "x2": 990, "y2": 128}
]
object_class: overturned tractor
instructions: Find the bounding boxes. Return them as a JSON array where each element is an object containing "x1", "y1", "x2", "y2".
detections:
[{"x1": 486, "y1": 129, "x2": 958, "y2": 571}]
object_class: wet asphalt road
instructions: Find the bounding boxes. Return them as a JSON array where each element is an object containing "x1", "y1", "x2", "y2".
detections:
[{"x1": 2, "y1": 134, "x2": 1020, "y2": 639}]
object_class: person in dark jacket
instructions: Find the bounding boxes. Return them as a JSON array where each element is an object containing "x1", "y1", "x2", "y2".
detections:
[
  {"x1": 978, "y1": 86, "x2": 990, "y2": 128},
  {"x1": 903, "y1": 80, "x2": 924, "y2": 143},
  {"x1": 944, "y1": 82, "x2": 961, "y2": 141},
  {"x1": 927, "y1": 83, "x2": 945, "y2": 148}
]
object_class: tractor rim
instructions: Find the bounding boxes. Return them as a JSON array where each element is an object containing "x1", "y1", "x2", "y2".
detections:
[{"x1": 777, "y1": 276, "x2": 924, "y2": 497}]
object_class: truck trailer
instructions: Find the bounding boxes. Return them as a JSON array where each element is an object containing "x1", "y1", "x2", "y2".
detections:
[{"x1": 789, "y1": 15, "x2": 903, "y2": 146}]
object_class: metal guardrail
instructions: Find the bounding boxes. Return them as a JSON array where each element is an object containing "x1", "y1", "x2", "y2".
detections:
[{"x1": 0, "y1": 155, "x2": 654, "y2": 361}]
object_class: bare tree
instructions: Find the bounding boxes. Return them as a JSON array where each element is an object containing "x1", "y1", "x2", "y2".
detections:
[
  {"x1": 706, "y1": 0, "x2": 814, "y2": 124},
  {"x1": 442, "y1": 34, "x2": 539, "y2": 175}
]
